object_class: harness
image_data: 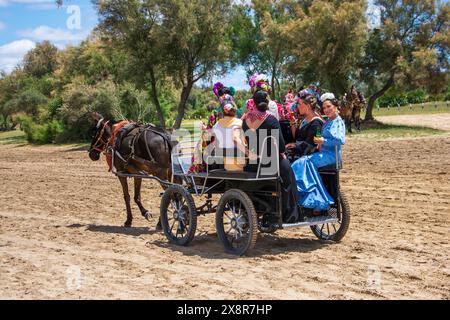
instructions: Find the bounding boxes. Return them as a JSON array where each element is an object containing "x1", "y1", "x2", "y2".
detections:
[
  {"x1": 91, "y1": 120, "x2": 110, "y2": 153},
  {"x1": 107, "y1": 123, "x2": 172, "y2": 172},
  {"x1": 130, "y1": 125, "x2": 172, "y2": 162}
]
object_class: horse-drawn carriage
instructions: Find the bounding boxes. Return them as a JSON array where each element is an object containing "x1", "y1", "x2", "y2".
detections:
[
  {"x1": 151, "y1": 135, "x2": 349, "y2": 256},
  {"x1": 90, "y1": 116, "x2": 350, "y2": 256}
]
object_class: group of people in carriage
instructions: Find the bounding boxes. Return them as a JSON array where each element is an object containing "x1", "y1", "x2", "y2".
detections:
[{"x1": 188, "y1": 73, "x2": 346, "y2": 223}]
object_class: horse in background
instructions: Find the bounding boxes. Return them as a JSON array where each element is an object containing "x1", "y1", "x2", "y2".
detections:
[
  {"x1": 88, "y1": 112, "x2": 174, "y2": 228},
  {"x1": 339, "y1": 85, "x2": 366, "y2": 133}
]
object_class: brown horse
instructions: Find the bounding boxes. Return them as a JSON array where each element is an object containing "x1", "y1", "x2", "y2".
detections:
[
  {"x1": 88, "y1": 112, "x2": 174, "y2": 228},
  {"x1": 340, "y1": 85, "x2": 366, "y2": 133}
]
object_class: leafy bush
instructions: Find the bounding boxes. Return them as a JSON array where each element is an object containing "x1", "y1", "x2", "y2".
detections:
[
  {"x1": 58, "y1": 78, "x2": 119, "y2": 141},
  {"x1": 4, "y1": 89, "x2": 48, "y2": 118},
  {"x1": 377, "y1": 90, "x2": 428, "y2": 107},
  {"x1": 407, "y1": 90, "x2": 427, "y2": 104},
  {"x1": 16, "y1": 114, "x2": 64, "y2": 144},
  {"x1": 0, "y1": 114, "x2": 14, "y2": 131}
]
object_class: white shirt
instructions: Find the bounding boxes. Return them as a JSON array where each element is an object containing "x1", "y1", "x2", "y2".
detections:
[{"x1": 213, "y1": 118, "x2": 242, "y2": 149}]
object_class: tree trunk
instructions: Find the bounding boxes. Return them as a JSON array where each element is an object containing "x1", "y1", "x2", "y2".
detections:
[
  {"x1": 173, "y1": 80, "x2": 194, "y2": 130},
  {"x1": 276, "y1": 77, "x2": 281, "y2": 101},
  {"x1": 271, "y1": 61, "x2": 280, "y2": 100},
  {"x1": 149, "y1": 68, "x2": 166, "y2": 129},
  {"x1": 365, "y1": 74, "x2": 395, "y2": 121},
  {"x1": 271, "y1": 46, "x2": 282, "y2": 100}
]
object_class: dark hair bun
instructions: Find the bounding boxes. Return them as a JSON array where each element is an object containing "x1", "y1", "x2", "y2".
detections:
[
  {"x1": 253, "y1": 90, "x2": 269, "y2": 105},
  {"x1": 256, "y1": 102, "x2": 268, "y2": 112}
]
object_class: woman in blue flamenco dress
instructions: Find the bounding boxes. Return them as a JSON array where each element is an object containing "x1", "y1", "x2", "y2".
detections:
[{"x1": 291, "y1": 93, "x2": 346, "y2": 212}]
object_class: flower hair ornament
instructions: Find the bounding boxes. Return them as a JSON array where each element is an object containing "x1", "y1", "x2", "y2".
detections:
[
  {"x1": 219, "y1": 93, "x2": 234, "y2": 106},
  {"x1": 248, "y1": 73, "x2": 259, "y2": 89},
  {"x1": 213, "y1": 82, "x2": 224, "y2": 98},
  {"x1": 227, "y1": 86, "x2": 236, "y2": 97},
  {"x1": 255, "y1": 74, "x2": 269, "y2": 84},
  {"x1": 222, "y1": 102, "x2": 236, "y2": 114},
  {"x1": 250, "y1": 73, "x2": 271, "y2": 93}
]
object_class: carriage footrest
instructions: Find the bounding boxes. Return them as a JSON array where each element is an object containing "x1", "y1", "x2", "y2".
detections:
[{"x1": 281, "y1": 216, "x2": 338, "y2": 229}]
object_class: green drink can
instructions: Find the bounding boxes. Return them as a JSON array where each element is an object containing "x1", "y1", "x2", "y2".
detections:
[{"x1": 315, "y1": 127, "x2": 322, "y2": 138}]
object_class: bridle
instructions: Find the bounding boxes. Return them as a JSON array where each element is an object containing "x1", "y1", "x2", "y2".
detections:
[{"x1": 90, "y1": 120, "x2": 110, "y2": 154}]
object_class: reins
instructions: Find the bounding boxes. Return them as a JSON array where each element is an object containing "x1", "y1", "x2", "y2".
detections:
[{"x1": 91, "y1": 120, "x2": 110, "y2": 153}]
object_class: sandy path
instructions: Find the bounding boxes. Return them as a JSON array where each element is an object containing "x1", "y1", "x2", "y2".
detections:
[
  {"x1": 0, "y1": 132, "x2": 449, "y2": 299},
  {"x1": 377, "y1": 113, "x2": 450, "y2": 131}
]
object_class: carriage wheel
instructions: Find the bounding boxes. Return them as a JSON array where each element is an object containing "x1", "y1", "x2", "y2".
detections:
[
  {"x1": 160, "y1": 185, "x2": 197, "y2": 246},
  {"x1": 215, "y1": 189, "x2": 257, "y2": 256},
  {"x1": 310, "y1": 191, "x2": 350, "y2": 241}
]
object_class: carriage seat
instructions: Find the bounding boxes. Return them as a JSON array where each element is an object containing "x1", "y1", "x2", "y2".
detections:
[{"x1": 191, "y1": 169, "x2": 278, "y2": 181}]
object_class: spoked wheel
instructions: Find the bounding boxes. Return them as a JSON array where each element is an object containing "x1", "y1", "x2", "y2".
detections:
[
  {"x1": 160, "y1": 185, "x2": 197, "y2": 246},
  {"x1": 311, "y1": 191, "x2": 350, "y2": 241},
  {"x1": 215, "y1": 189, "x2": 257, "y2": 256}
]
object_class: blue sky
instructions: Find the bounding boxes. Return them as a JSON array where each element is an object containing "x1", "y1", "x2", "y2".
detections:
[
  {"x1": 0, "y1": 0, "x2": 97, "y2": 73},
  {"x1": 0, "y1": 0, "x2": 382, "y2": 90}
]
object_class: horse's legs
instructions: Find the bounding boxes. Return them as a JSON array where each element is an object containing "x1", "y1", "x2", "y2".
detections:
[
  {"x1": 352, "y1": 106, "x2": 361, "y2": 131},
  {"x1": 133, "y1": 177, "x2": 151, "y2": 220},
  {"x1": 119, "y1": 176, "x2": 133, "y2": 227},
  {"x1": 346, "y1": 116, "x2": 352, "y2": 134},
  {"x1": 355, "y1": 109, "x2": 362, "y2": 131}
]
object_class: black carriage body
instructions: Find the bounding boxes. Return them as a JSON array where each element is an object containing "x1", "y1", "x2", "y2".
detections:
[
  {"x1": 192, "y1": 172, "x2": 283, "y2": 224},
  {"x1": 157, "y1": 136, "x2": 350, "y2": 255}
]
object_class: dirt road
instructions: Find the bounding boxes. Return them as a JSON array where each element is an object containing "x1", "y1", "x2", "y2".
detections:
[
  {"x1": 377, "y1": 113, "x2": 450, "y2": 131},
  {"x1": 0, "y1": 120, "x2": 449, "y2": 299}
]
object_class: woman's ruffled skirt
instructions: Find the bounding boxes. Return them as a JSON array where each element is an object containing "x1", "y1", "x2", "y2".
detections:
[{"x1": 291, "y1": 156, "x2": 335, "y2": 211}]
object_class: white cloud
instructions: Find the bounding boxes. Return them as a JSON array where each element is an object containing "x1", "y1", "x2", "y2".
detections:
[
  {"x1": 0, "y1": 1, "x2": 56, "y2": 9},
  {"x1": 0, "y1": 39, "x2": 35, "y2": 73},
  {"x1": 0, "y1": 0, "x2": 54, "y2": 4},
  {"x1": 17, "y1": 25, "x2": 88, "y2": 43}
]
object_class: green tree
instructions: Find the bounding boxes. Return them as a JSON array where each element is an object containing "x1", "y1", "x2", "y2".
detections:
[
  {"x1": 58, "y1": 77, "x2": 118, "y2": 141},
  {"x1": 230, "y1": 0, "x2": 298, "y2": 99},
  {"x1": 286, "y1": 0, "x2": 367, "y2": 95},
  {"x1": 159, "y1": 0, "x2": 233, "y2": 129},
  {"x1": 95, "y1": 0, "x2": 167, "y2": 128},
  {"x1": 22, "y1": 41, "x2": 58, "y2": 78},
  {"x1": 362, "y1": 0, "x2": 449, "y2": 120},
  {"x1": 4, "y1": 89, "x2": 48, "y2": 119}
]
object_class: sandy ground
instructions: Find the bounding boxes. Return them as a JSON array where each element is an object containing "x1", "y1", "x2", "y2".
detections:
[
  {"x1": 377, "y1": 113, "x2": 450, "y2": 131},
  {"x1": 0, "y1": 115, "x2": 449, "y2": 300}
]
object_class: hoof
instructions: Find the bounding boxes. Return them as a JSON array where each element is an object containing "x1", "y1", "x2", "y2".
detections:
[
  {"x1": 143, "y1": 211, "x2": 152, "y2": 221},
  {"x1": 124, "y1": 221, "x2": 132, "y2": 228},
  {"x1": 155, "y1": 221, "x2": 162, "y2": 231}
]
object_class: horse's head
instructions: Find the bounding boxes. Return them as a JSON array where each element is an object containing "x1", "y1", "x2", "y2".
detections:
[
  {"x1": 88, "y1": 112, "x2": 113, "y2": 161},
  {"x1": 349, "y1": 85, "x2": 359, "y2": 100}
]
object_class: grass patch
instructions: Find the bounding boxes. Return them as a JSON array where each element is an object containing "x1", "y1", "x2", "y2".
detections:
[
  {"x1": 180, "y1": 119, "x2": 205, "y2": 135},
  {"x1": 368, "y1": 101, "x2": 450, "y2": 117},
  {"x1": 350, "y1": 120, "x2": 445, "y2": 139},
  {"x1": 0, "y1": 130, "x2": 27, "y2": 145},
  {"x1": 0, "y1": 130, "x2": 90, "y2": 149}
]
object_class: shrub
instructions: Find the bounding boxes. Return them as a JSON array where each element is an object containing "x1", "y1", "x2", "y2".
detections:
[
  {"x1": 407, "y1": 90, "x2": 426, "y2": 104},
  {"x1": 16, "y1": 114, "x2": 64, "y2": 144}
]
